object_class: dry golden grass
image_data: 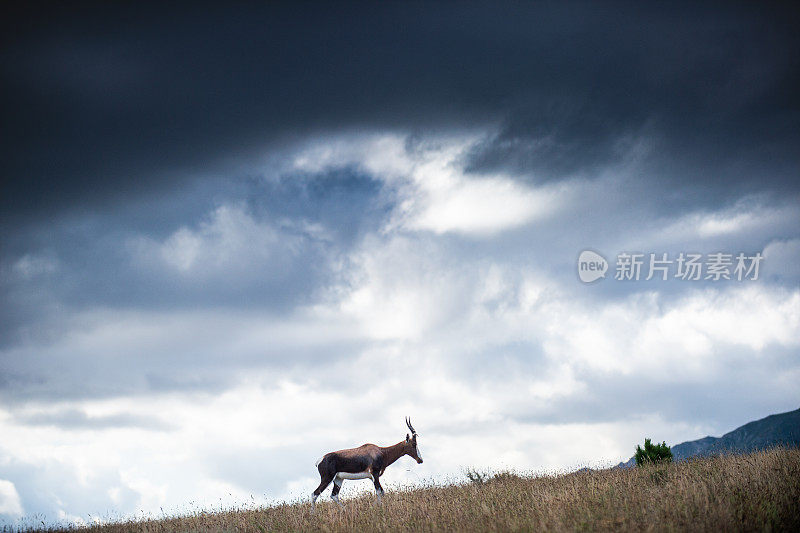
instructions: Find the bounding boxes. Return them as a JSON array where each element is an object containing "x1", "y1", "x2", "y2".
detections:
[{"x1": 21, "y1": 447, "x2": 800, "y2": 532}]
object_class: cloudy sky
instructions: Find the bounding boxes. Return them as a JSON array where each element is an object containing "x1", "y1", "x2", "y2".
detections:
[{"x1": 1, "y1": 2, "x2": 799, "y2": 526}]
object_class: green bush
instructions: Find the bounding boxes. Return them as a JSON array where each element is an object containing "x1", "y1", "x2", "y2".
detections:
[
  {"x1": 635, "y1": 438, "x2": 673, "y2": 466},
  {"x1": 464, "y1": 468, "x2": 489, "y2": 485}
]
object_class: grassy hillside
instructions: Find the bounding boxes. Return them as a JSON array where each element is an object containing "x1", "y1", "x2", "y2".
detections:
[{"x1": 26, "y1": 447, "x2": 800, "y2": 532}]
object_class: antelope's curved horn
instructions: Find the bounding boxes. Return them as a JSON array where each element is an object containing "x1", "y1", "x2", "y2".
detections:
[{"x1": 406, "y1": 417, "x2": 417, "y2": 436}]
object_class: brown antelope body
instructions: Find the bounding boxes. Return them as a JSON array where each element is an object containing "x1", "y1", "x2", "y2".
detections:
[{"x1": 312, "y1": 418, "x2": 422, "y2": 507}]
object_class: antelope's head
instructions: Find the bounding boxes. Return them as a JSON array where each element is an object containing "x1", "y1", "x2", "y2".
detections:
[{"x1": 405, "y1": 417, "x2": 423, "y2": 464}]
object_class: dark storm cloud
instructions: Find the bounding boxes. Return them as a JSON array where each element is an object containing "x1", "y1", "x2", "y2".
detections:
[
  {"x1": 462, "y1": 9, "x2": 800, "y2": 198},
  {"x1": 0, "y1": 165, "x2": 386, "y2": 333},
  {"x1": 2, "y1": 2, "x2": 799, "y2": 228}
]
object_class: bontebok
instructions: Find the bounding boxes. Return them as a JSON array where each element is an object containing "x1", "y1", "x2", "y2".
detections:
[{"x1": 312, "y1": 417, "x2": 423, "y2": 507}]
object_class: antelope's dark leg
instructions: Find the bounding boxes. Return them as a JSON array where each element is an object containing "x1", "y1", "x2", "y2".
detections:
[
  {"x1": 330, "y1": 477, "x2": 342, "y2": 497},
  {"x1": 312, "y1": 459, "x2": 335, "y2": 510},
  {"x1": 373, "y1": 475, "x2": 384, "y2": 503},
  {"x1": 331, "y1": 476, "x2": 345, "y2": 507},
  {"x1": 312, "y1": 473, "x2": 333, "y2": 508}
]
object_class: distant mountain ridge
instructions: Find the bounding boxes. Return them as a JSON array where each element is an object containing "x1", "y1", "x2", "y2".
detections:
[{"x1": 617, "y1": 407, "x2": 800, "y2": 468}]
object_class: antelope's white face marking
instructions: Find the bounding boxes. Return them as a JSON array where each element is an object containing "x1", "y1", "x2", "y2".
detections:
[
  {"x1": 335, "y1": 471, "x2": 374, "y2": 481},
  {"x1": 416, "y1": 443, "x2": 422, "y2": 460}
]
